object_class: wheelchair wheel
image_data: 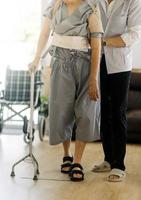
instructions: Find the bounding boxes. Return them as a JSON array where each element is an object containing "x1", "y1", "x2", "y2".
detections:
[
  {"x1": 23, "y1": 116, "x2": 34, "y2": 144},
  {"x1": 0, "y1": 117, "x2": 3, "y2": 133},
  {"x1": 24, "y1": 133, "x2": 34, "y2": 144},
  {"x1": 38, "y1": 116, "x2": 46, "y2": 141},
  {"x1": 0, "y1": 104, "x2": 4, "y2": 133},
  {"x1": 23, "y1": 116, "x2": 28, "y2": 134}
]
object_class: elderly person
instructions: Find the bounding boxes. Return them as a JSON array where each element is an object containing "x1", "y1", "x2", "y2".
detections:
[{"x1": 29, "y1": 0, "x2": 103, "y2": 181}]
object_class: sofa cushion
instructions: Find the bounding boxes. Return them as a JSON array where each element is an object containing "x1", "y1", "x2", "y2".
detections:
[
  {"x1": 128, "y1": 90, "x2": 141, "y2": 110},
  {"x1": 130, "y1": 72, "x2": 141, "y2": 91},
  {"x1": 127, "y1": 110, "x2": 141, "y2": 132}
]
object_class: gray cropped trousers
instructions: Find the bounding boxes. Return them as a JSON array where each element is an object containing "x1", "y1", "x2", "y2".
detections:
[{"x1": 48, "y1": 46, "x2": 100, "y2": 145}]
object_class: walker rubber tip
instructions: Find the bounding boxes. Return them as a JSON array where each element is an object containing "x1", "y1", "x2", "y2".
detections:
[
  {"x1": 33, "y1": 175, "x2": 38, "y2": 181},
  {"x1": 10, "y1": 171, "x2": 15, "y2": 177}
]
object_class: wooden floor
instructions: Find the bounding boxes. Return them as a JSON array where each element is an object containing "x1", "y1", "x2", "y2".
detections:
[{"x1": 0, "y1": 134, "x2": 141, "y2": 200}]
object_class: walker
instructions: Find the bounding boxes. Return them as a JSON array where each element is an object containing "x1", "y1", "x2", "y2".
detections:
[{"x1": 10, "y1": 72, "x2": 40, "y2": 181}]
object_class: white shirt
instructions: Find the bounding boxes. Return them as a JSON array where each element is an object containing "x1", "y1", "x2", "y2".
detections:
[
  {"x1": 107, "y1": 0, "x2": 115, "y2": 19},
  {"x1": 105, "y1": 0, "x2": 141, "y2": 46}
]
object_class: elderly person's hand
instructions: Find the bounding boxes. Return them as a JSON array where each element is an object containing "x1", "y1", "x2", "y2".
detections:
[
  {"x1": 88, "y1": 78, "x2": 100, "y2": 101},
  {"x1": 28, "y1": 58, "x2": 39, "y2": 74}
]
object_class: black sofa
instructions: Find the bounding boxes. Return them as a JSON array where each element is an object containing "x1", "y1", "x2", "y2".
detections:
[{"x1": 127, "y1": 69, "x2": 141, "y2": 142}]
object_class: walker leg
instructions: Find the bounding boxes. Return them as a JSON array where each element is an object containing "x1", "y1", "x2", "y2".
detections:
[
  {"x1": 30, "y1": 154, "x2": 39, "y2": 180},
  {"x1": 10, "y1": 155, "x2": 29, "y2": 177},
  {"x1": 10, "y1": 154, "x2": 40, "y2": 181},
  {"x1": 10, "y1": 72, "x2": 40, "y2": 181},
  {"x1": 32, "y1": 154, "x2": 40, "y2": 174}
]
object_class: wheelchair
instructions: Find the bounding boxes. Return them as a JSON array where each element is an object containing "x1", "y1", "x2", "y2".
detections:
[{"x1": 0, "y1": 67, "x2": 48, "y2": 143}]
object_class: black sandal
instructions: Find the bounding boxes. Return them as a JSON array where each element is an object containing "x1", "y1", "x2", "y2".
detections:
[
  {"x1": 69, "y1": 163, "x2": 84, "y2": 182},
  {"x1": 61, "y1": 156, "x2": 73, "y2": 174}
]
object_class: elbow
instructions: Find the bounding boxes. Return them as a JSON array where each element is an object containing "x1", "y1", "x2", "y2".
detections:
[{"x1": 121, "y1": 30, "x2": 141, "y2": 47}]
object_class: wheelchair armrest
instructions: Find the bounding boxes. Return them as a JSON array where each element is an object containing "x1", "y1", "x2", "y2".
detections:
[
  {"x1": 0, "y1": 90, "x2": 4, "y2": 99},
  {"x1": 35, "y1": 81, "x2": 44, "y2": 86}
]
